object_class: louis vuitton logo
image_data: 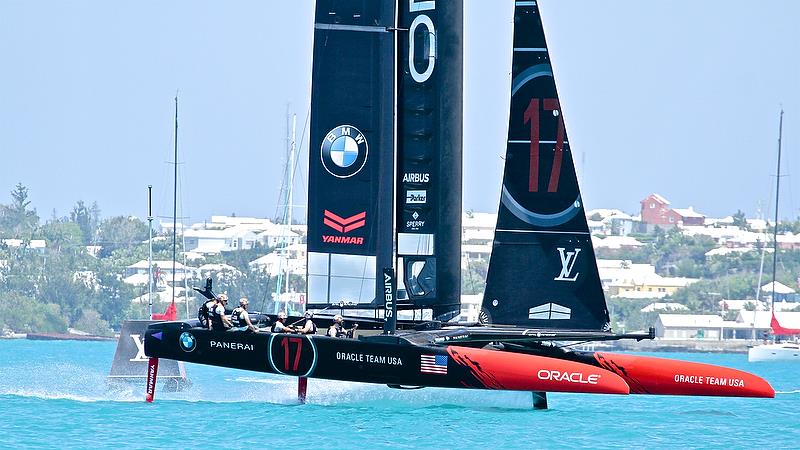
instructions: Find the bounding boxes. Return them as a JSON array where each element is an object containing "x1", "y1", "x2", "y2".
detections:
[
  {"x1": 554, "y1": 247, "x2": 581, "y2": 282},
  {"x1": 130, "y1": 334, "x2": 147, "y2": 362}
]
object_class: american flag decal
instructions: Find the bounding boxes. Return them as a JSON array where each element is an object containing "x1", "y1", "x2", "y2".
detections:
[{"x1": 420, "y1": 354, "x2": 448, "y2": 375}]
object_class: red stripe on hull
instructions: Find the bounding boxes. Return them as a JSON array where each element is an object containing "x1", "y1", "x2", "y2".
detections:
[
  {"x1": 593, "y1": 352, "x2": 774, "y2": 398},
  {"x1": 448, "y1": 346, "x2": 629, "y2": 394}
]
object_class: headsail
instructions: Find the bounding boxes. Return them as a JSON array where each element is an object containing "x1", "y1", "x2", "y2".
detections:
[
  {"x1": 307, "y1": 0, "x2": 396, "y2": 309},
  {"x1": 482, "y1": 2, "x2": 610, "y2": 330},
  {"x1": 396, "y1": 0, "x2": 463, "y2": 320}
]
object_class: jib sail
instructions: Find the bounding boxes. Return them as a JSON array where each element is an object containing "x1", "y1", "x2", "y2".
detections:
[
  {"x1": 307, "y1": 0, "x2": 395, "y2": 308},
  {"x1": 396, "y1": 0, "x2": 463, "y2": 320},
  {"x1": 481, "y1": 2, "x2": 610, "y2": 330}
]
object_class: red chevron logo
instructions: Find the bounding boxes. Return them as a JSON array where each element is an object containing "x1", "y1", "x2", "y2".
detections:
[{"x1": 323, "y1": 210, "x2": 366, "y2": 233}]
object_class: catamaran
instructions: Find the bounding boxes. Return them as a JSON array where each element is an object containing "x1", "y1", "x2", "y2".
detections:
[{"x1": 144, "y1": 0, "x2": 774, "y2": 404}]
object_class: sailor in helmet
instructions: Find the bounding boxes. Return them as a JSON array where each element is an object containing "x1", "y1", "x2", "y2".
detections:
[
  {"x1": 327, "y1": 314, "x2": 357, "y2": 338},
  {"x1": 208, "y1": 293, "x2": 233, "y2": 331},
  {"x1": 271, "y1": 311, "x2": 295, "y2": 333},
  {"x1": 229, "y1": 297, "x2": 258, "y2": 332},
  {"x1": 297, "y1": 310, "x2": 317, "y2": 335}
]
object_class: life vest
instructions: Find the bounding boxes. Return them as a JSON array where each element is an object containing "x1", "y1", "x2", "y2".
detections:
[
  {"x1": 198, "y1": 300, "x2": 215, "y2": 328},
  {"x1": 208, "y1": 303, "x2": 228, "y2": 331},
  {"x1": 301, "y1": 319, "x2": 317, "y2": 334},
  {"x1": 231, "y1": 307, "x2": 245, "y2": 327},
  {"x1": 272, "y1": 320, "x2": 287, "y2": 333},
  {"x1": 333, "y1": 323, "x2": 346, "y2": 338}
]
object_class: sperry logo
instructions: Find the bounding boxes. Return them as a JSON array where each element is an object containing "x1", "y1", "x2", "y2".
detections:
[
  {"x1": 130, "y1": 334, "x2": 147, "y2": 362},
  {"x1": 323, "y1": 210, "x2": 366, "y2": 245},
  {"x1": 554, "y1": 247, "x2": 581, "y2": 281}
]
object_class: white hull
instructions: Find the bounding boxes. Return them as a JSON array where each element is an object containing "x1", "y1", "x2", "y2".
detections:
[{"x1": 748, "y1": 342, "x2": 800, "y2": 362}]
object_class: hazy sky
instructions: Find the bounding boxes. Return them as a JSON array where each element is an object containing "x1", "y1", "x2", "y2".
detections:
[{"x1": 1, "y1": 0, "x2": 798, "y2": 225}]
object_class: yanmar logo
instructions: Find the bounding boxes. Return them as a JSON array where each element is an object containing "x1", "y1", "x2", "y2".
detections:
[
  {"x1": 537, "y1": 370, "x2": 599, "y2": 385},
  {"x1": 323, "y1": 210, "x2": 365, "y2": 245}
]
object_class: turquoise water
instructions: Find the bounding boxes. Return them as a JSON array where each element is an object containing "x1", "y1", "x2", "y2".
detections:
[{"x1": 0, "y1": 340, "x2": 797, "y2": 449}]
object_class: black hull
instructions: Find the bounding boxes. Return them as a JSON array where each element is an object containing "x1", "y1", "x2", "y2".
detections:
[
  {"x1": 145, "y1": 321, "x2": 774, "y2": 398},
  {"x1": 144, "y1": 321, "x2": 632, "y2": 394}
]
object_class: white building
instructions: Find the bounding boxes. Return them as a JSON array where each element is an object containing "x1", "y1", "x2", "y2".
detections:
[
  {"x1": 655, "y1": 314, "x2": 724, "y2": 340},
  {"x1": 249, "y1": 243, "x2": 307, "y2": 277},
  {"x1": 184, "y1": 226, "x2": 259, "y2": 254}
]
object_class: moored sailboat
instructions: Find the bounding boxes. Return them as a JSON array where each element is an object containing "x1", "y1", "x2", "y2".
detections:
[
  {"x1": 749, "y1": 109, "x2": 800, "y2": 362},
  {"x1": 143, "y1": 0, "x2": 774, "y2": 402}
]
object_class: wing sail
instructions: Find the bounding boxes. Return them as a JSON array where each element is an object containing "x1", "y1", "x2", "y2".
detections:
[{"x1": 482, "y1": 2, "x2": 609, "y2": 330}]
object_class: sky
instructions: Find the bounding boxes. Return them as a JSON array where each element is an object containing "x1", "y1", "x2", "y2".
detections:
[{"x1": 1, "y1": 0, "x2": 798, "y2": 226}]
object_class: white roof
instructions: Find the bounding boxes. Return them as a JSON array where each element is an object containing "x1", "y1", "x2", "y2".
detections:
[
  {"x1": 737, "y1": 311, "x2": 800, "y2": 330},
  {"x1": 658, "y1": 314, "x2": 723, "y2": 327},
  {"x1": 586, "y1": 208, "x2": 630, "y2": 219},
  {"x1": 705, "y1": 247, "x2": 754, "y2": 257},
  {"x1": 644, "y1": 193, "x2": 670, "y2": 205},
  {"x1": 773, "y1": 301, "x2": 800, "y2": 311},
  {"x1": 1, "y1": 239, "x2": 46, "y2": 249},
  {"x1": 736, "y1": 311, "x2": 773, "y2": 328},
  {"x1": 719, "y1": 299, "x2": 768, "y2": 311},
  {"x1": 197, "y1": 263, "x2": 240, "y2": 273},
  {"x1": 593, "y1": 236, "x2": 644, "y2": 249},
  {"x1": 672, "y1": 207, "x2": 705, "y2": 218},
  {"x1": 641, "y1": 302, "x2": 688, "y2": 312},
  {"x1": 128, "y1": 260, "x2": 187, "y2": 270},
  {"x1": 761, "y1": 281, "x2": 796, "y2": 294}
]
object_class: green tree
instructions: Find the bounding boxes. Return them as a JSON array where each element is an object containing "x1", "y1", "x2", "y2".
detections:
[
  {"x1": 70, "y1": 200, "x2": 99, "y2": 244},
  {"x1": 0, "y1": 183, "x2": 40, "y2": 238},
  {"x1": 41, "y1": 221, "x2": 84, "y2": 253},
  {"x1": 96, "y1": 215, "x2": 148, "y2": 257},
  {"x1": 732, "y1": 209, "x2": 750, "y2": 230}
]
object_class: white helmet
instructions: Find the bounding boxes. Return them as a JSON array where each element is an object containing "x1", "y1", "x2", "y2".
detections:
[
  {"x1": 277, "y1": 311, "x2": 287, "y2": 320},
  {"x1": 334, "y1": 314, "x2": 343, "y2": 323}
]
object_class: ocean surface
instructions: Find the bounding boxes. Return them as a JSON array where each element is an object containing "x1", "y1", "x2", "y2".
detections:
[{"x1": 0, "y1": 340, "x2": 797, "y2": 449}]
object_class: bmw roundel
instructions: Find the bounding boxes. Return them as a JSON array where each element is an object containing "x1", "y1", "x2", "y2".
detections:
[
  {"x1": 320, "y1": 125, "x2": 368, "y2": 178},
  {"x1": 179, "y1": 332, "x2": 196, "y2": 352}
]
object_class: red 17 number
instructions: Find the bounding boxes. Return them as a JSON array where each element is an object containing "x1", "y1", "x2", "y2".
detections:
[
  {"x1": 523, "y1": 98, "x2": 565, "y2": 193},
  {"x1": 280, "y1": 337, "x2": 303, "y2": 371}
]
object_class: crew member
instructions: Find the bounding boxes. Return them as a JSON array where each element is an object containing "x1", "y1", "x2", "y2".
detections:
[
  {"x1": 209, "y1": 293, "x2": 233, "y2": 331},
  {"x1": 229, "y1": 297, "x2": 258, "y2": 332},
  {"x1": 297, "y1": 311, "x2": 317, "y2": 335},
  {"x1": 198, "y1": 296, "x2": 218, "y2": 330},
  {"x1": 272, "y1": 311, "x2": 294, "y2": 333},
  {"x1": 327, "y1": 314, "x2": 358, "y2": 338}
]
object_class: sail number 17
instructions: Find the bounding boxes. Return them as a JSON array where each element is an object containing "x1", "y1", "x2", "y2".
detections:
[{"x1": 523, "y1": 98, "x2": 565, "y2": 193}]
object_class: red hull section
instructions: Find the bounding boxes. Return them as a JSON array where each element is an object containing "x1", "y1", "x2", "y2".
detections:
[
  {"x1": 448, "y1": 346, "x2": 629, "y2": 395},
  {"x1": 593, "y1": 352, "x2": 774, "y2": 398}
]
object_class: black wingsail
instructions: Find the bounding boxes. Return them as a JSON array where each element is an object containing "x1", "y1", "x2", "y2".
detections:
[
  {"x1": 481, "y1": 2, "x2": 610, "y2": 330},
  {"x1": 306, "y1": 0, "x2": 395, "y2": 309},
  {"x1": 396, "y1": 0, "x2": 463, "y2": 320}
]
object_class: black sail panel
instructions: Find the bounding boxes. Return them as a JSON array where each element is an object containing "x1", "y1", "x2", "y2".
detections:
[
  {"x1": 482, "y1": 3, "x2": 610, "y2": 330},
  {"x1": 396, "y1": 0, "x2": 463, "y2": 320},
  {"x1": 307, "y1": 0, "x2": 395, "y2": 308}
]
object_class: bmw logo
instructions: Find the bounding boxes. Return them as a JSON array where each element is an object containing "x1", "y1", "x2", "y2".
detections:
[
  {"x1": 179, "y1": 332, "x2": 196, "y2": 352},
  {"x1": 320, "y1": 125, "x2": 368, "y2": 178}
]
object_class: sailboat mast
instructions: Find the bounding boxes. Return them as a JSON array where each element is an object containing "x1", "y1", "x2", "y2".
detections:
[
  {"x1": 172, "y1": 95, "x2": 179, "y2": 313},
  {"x1": 148, "y1": 185, "x2": 153, "y2": 319},
  {"x1": 285, "y1": 113, "x2": 296, "y2": 300},
  {"x1": 770, "y1": 109, "x2": 784, "y2": 312}
]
